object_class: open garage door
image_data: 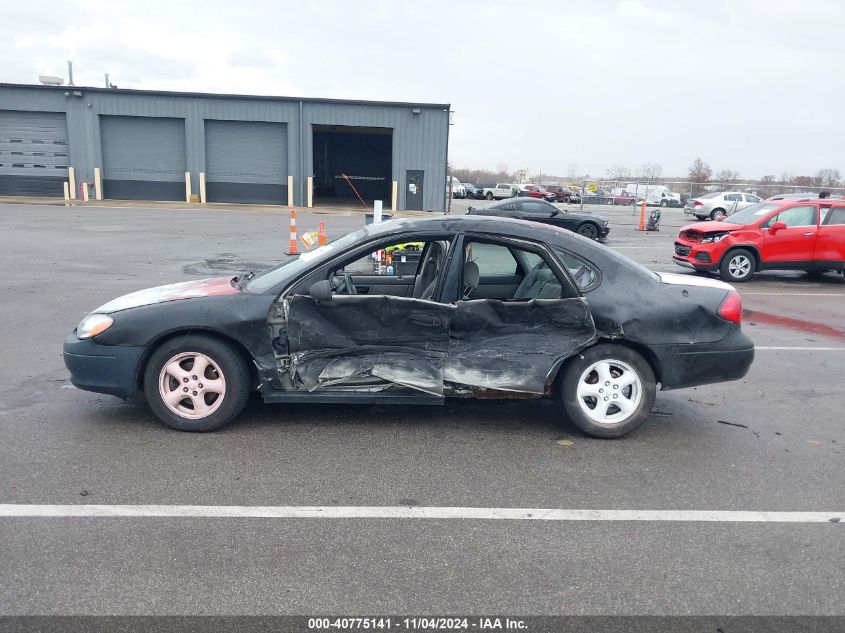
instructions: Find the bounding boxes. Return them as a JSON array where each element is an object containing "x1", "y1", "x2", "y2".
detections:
[
  {"x1": 101, "y1": 116, "x2": 186, "y2": 201},
  {"x1": 312, "y1": 125, "x2": 392, "y2": 207},
  {"x1": 0, "y1": 110, "x2": 68, "y2": 197},
  {"x1": 205, "y1": 120, "x2": 288, "y2": 204}
]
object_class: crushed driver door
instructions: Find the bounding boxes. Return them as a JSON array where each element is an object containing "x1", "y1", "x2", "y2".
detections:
[{"x1": 284, "y1": 294, "x2": 453, "y2": 396}]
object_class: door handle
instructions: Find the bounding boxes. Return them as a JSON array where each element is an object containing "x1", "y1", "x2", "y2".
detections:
[{"x1": 803, "y1": 232, "x2": 815, "y2": 237}]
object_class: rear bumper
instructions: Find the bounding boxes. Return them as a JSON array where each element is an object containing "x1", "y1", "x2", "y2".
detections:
[
  {"x1": 650, "y1": 330, "x2": 755, "y2": 390},
  {"x1": 63, "y1": 334, "x2": 144, "y2": 399}
]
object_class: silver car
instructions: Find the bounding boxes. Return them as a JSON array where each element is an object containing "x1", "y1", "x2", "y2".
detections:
[{"x1": 684, "y1": 191, "x2": 762, "y2": 220}]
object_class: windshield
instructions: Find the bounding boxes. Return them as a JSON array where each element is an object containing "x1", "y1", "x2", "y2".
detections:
[
  {"x1": 722, "y1": 202, "x2": 780, "y2": 224},
  {"x1": 245, "y1": 227, "x2": 369, "y2": 293}
]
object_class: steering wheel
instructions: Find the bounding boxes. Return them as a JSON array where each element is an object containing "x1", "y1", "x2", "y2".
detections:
[{"x1": 330, "y1": 273, "x2": 357, "y2": 295}]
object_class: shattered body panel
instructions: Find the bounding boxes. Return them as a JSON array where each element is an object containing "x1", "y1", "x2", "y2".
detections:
[
  {"x1": 445, "y1": 298, "x2": 596, "y2": 394},
  {"x1": 283, "y1": 294, "x2": 597, "y2": 397}
]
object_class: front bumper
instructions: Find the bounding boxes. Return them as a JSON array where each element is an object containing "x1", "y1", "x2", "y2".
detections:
[
  {"x1": 650, "y1": 329, "x2": 755, "y2": 390},
  {"x1": 63, "y1": 334, "x2": 145, "y2": 399},
  {"x1": 672, "y1": 256, "x2": 718, "y2": 272},
  {"x1": 599, "y1": 226, "x2": 611, "y2": 238}
]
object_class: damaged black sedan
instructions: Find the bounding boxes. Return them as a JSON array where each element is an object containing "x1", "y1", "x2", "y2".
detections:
[{"x1": 64, "y1": 216, "x2": 753, "y2": 438}]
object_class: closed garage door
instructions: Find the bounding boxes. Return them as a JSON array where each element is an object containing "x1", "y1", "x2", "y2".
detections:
[
  {"x1": 0, "y1": 110, "x2": 68, "y2": 197},
  {"x1": 205, "y1": 120, "x2": 287, "y2": 204},
  {"x1": 101, "y1": 115, "x2": 186, "y2": 201}
]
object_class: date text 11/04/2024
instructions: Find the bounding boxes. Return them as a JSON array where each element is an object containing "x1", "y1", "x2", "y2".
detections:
[{"x1": 307, "y1": 617, "x2": 528, "y2": 630}]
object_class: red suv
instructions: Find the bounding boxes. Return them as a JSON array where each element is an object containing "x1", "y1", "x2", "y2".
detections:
[
  {"x1": 521, "y1": 184, "x2": 558, "y2": 203},
  {"x1": 673, "y1": 197, "x2": 845, "y2": 282}
]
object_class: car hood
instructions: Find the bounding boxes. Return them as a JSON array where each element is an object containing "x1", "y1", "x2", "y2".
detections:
[
  {"x1": 94, "y1": 276, "x2": 240, "y2": 314},
  {"x1": 679, "y1": 220, "x2": 743, "y2": 234}
]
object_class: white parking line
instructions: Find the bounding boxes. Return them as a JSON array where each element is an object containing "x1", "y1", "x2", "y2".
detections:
[
  {"x1": 0, "y1": 505, "x2": 841, "y2": 523},
  {"x1": 755, "y1": 346, "x2": 845, "y2": 351},
  {"x1": 741, "y1": 293, "x2": 845, "y2": 297}
]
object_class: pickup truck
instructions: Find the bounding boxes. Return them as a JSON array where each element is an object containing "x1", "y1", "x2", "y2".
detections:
[{"x1": 483, "y1": 183, "x2": 519, "y2": 200}]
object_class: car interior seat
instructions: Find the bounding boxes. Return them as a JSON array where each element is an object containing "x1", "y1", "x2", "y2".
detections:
[
  {"x1": 462, "y1": 260, "x2": 479, "y2": 299},
  {"x1": 512, "y1": 262, "x2": 562, "y2": 299},
  {"x1": 412, "y1": 241, "x2": 446, "y2": 301}
]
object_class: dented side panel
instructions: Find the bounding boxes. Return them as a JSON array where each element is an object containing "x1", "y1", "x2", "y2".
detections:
[
  {"x1": 282, "y1": 294, "x2": 596, "y2": 397},
  {"x1": 444, "y1": 298, "x2": 596, "y2": 394}
]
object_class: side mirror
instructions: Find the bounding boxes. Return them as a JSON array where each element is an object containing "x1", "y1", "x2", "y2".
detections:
[
  {"x1": 769, "y1": 221, "x2": 787, "y2": 233},
  {"x1": 309, "y1": 279, "x2": 332, "y2": 302}
]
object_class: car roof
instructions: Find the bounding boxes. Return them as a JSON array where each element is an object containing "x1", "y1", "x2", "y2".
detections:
[
  {"x1": 358, "y1": 214, "x2": 572, "y2": 245},
  {"x1": 766, "y1": 192, "x2": 844, "y2": 201}
]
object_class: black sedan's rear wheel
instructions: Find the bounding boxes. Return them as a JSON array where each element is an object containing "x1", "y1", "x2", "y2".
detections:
[
  {"x1": 576, "y1": 223, "x2": 599, "y2": 239},
  {"x1": 559, "y1": 344, "x2": 656, "y2": 438},
  {"x1": 143, "y1": 335, "x2": 251, "y2": 432}
]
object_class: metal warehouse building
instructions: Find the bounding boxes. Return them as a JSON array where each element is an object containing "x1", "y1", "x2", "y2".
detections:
[{"x1": 0, "y1": 83, "x2": 450, "y2": 212}]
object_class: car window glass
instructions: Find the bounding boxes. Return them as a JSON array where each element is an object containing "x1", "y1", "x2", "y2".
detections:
[
  {"x1": 465, "y1": 242, "x2": 518, "y2": 275},
  {"x1": 745, "y1": 194, "x2": 760, "y2": 202},
  {"x1": 767, "y1": 205, "x2": 817, "y2": 228},
  {"x1": 522, "y1": 201, "x2": 555, "y2": 216},
  {"x1": 551, "y1": 247, "x2": 599, "y2": 291},
  {"x1": 342, "y1": 240, "x2": 427, "y2": 277},
  {"x1": 464, "y1": 242, "x2": 563, "y2": 300},
  {"x1": 825, "y1": 206, "x2": 845, "y2": 225}
]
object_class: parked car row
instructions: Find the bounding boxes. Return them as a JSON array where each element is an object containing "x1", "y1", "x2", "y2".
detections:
[{"x1": 461, "y1": 182, "x2": 584, "y2": 203}]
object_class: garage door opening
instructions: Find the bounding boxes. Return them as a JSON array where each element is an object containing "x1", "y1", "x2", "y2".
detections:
[{"x1": 312, "y1": 125, "x2": 392, "y2": 208}]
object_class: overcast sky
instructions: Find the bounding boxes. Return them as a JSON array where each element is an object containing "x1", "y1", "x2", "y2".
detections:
[{"x1": 3, "y1": 0, "x2": 843, "y2": 180}]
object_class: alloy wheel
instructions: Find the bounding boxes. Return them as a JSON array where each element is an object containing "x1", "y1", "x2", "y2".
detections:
[
  {"x1": 158, "y1": 352, "x2": 226, "y2": 419},
  {"x1": 575, "y1": 359, "x2": 642, "y2": 424}
]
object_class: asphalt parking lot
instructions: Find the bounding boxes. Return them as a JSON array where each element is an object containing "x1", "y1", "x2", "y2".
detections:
[{"x1": 0, "y1": 201, "x2": 843, "y2": 617}]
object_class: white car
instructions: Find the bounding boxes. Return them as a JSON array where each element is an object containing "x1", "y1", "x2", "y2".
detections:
[{"x1": 684, "y1": 191, "x2": 762, "y2": 220}]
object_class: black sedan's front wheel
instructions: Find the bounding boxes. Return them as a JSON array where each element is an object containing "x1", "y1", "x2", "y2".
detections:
[
  {"x1": 143, "y1": 335, "x2": 251, "y2": 432},
  {"x1": 576, "y1": 223, "x2": 599, "y2": 239},
  {"x1": 559, "y1": 344, "x2": 656, "y2": 438}
]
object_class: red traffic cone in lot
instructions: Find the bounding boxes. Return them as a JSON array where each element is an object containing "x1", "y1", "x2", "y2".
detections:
[
  {"x1": 286, "y1": 207, "x2": 299, "y2": 255},
  {"x1": 318, "y1": 220, "x2": 328, "y2": 245}
]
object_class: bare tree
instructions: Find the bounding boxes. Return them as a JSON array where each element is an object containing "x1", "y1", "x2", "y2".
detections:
[
  {"x1": 715, "y1": 169, "x2": 740, "y2": 184},
  {"x1": 638, "y1": 163, "x2": 663, "y2": 181},
  {"x1": 816, "y1": 168, "x2": 841, "y2": 188},
  {"x1": 568, "y1": 163, "x2": 579, "y2": 180},
  {"x1": 688, "y1": 158, "x2": 712, "y2": 183},
  {"x1": 758, "y1": 175, "x2": 778, "y2": 198},
  {"x1": 605, "y1": 164, "x2": 631, "y2": 181}
]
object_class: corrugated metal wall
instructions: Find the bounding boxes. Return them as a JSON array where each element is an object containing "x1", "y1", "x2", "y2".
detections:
[
  {"x1": 0, "y1": 85, "x2": 450, "y2": 210},
  {"x1": 100, "y1": 115, "x2": 186, "y2": 200},
  {"x1": 0, "y1": 109, "x2": 68, "y2": 196},
  {"x1": 205, "y1": 120, "x2": 288, "y2": 204}
]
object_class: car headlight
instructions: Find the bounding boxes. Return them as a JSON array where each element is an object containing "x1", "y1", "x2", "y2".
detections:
[
  {"x1": 603, "y1": 220, "x2": 609, "y2": 226},
  {"x1": 700, "y1": 233, "x2": 729, "y2": 244},
  {"x1": 76, "y1": 313, "x2": 114, "y2": 339}
]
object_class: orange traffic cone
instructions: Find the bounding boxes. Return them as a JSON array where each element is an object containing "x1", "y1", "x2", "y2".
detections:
[
  {"x1": 318, "y1": 220, "x2": 328, "y2": 245},
  {"x1": 638, "y1": 199, "x2": 647, "y2": 231},
  {"x1": 286, "y1": 207, "x2": 299, "y2": 255}
]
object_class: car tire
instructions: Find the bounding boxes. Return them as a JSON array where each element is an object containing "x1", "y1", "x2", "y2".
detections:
[
  {"x1": 485, "y1": 192, "x2": 494, "y2": 200},
  {"x1": 660, "y1": 200, "x2": 668, "y2": 207},
  {"x1": 559, "y1": 344, "x2": 657, "y2": 438},
  {"x1": 719, "y1": 248, "x2": 756, "y2": 283},
  {"x1": 576, "y1": 223, "x2": 599, "y2": 239},
  {"x1": 710, "y1": 208, "x2": 726, "y2": 220},
  {"x1": 562, "y1": 196, "x2": 570, "y2": 203},
  {"x1": 143, "y1": 335, "x2": 251, "y2": 432}
]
